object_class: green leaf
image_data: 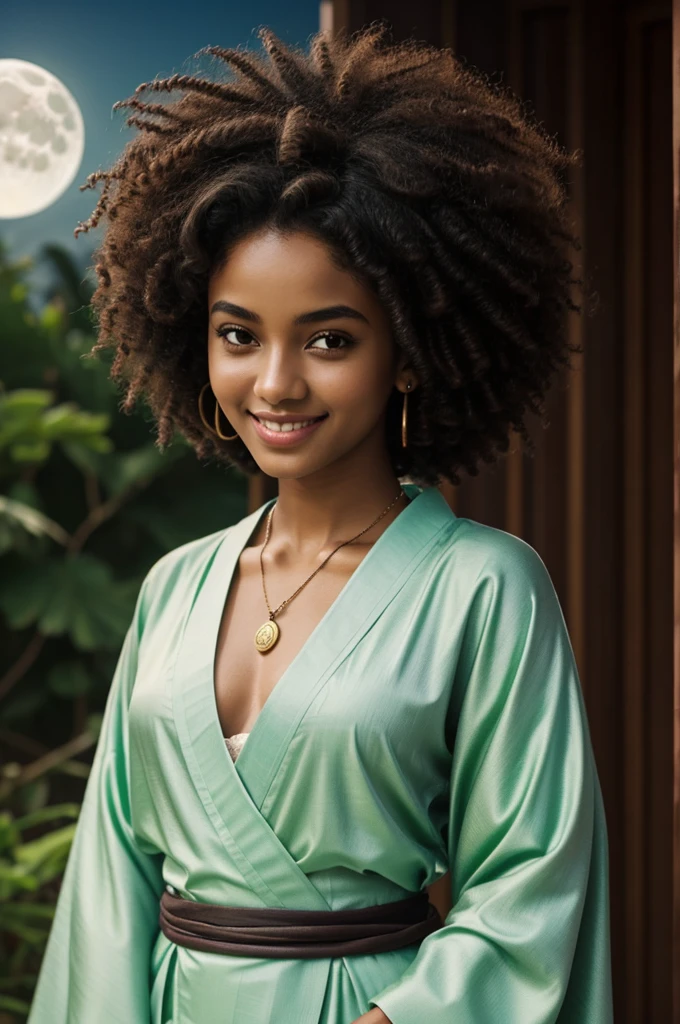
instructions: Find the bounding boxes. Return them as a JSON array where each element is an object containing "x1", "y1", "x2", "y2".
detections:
[
  {"x1": 0, "y1": 556, "x2": 135, "y2": 648},
  {"x1": 8, "y1": 440, "x2": 51, "y2": 463},
  {"x1": 0, "y1": 686, "x2": 43, "y2": 723},
  {"x1": 0, "y1": 901, "x2": 55, "y2": 943},
  {"x1": 47, "y1": 661, "x2": 91, "y2": 698},
  {"x1": 0, "y1": 861, "x2": 39, "y2": 896},
  {"x1": 6, "y1": 479, "x2": 42, "y2": 510},
  {"x1": 0, "y1": 903, "x2": 55, "y2": 924},
  {"x1": 0, "y1": 520, "x2": 14, "y2": 555},
  {"x1": 39, "y1": 242, "x2": 93, "y2": 311},
  {"x1": 0, "y1": 973, "x2": 39, "y2": 994},
  {"x1": 70, "y1": 433, "x2": 114, "y2": 453},
  {"x1": 20, "y1": 780, "x2": 50, "y2": 815},
  {"x1": 13, "y1": 804, "x2": 80, "y2": 832},
  {"x1": 99, "y1": 442, "x2": 183, "y2": 497},
  {"x1": 0, "y1": 560, "x2": 61, "y2": 629},
  {"x1": 41, "y1": 403, "x2": 110, "y2": 440},
  {"x1": 86, "y1": 712, "x2": 103, "y2": 740},
  {"x1": 0, "y1": 813, "x2": 20, "y2": 854},
  {"x1": 0, "y1": 496, "x2": 69, "y2": 546},
  {"x1": 39, "y1": 303, "x2": 63, "y2": 332},
  {"x1": 0, "y1": 389, "x2": 54, "y2": 419},
  {"x1": 15, "y1": 823, "x2": 76, "y2": 872},
  {"x1": 60, "y1": 440, "x2": 110, "y2": 479},
  {"x1": 0, "y1": 993, "x2": 32, "y2": 1013},
  {"x1": 127, "y1": 465, "x2": 247, "y2": 549}
]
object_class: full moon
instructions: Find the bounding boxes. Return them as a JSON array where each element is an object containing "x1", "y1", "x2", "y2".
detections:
[{"x1": 0, "y1": 59, "x2": 85, "y2": 219}]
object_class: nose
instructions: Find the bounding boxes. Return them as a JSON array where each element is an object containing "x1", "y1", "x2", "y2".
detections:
[{"x1": 252, "y1": 346, "x2": 308, "y2": 407}]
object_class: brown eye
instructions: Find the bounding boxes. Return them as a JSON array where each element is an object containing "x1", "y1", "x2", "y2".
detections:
[
  {"x1": 216, "y1": 326, "x2": 254, "y2": 347},
  {"x1": 307, "y1": 332, "x2": 354, "y2": 352}
]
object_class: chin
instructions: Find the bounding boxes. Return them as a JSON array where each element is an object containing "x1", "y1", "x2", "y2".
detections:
[
  {"x1": 253, "y1": 458, "x2": 325, "y2": 481},
  {"x1": 244, "y1": 427, "x2": 371, "y2": 481},
  {"x1": 249, "y1": 447, "x2": 345, "y2": 482}
]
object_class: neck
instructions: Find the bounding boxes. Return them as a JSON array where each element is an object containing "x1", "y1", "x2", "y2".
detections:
[{"x1": 267, "y1": 463, "x2": 409, "y2": 559}]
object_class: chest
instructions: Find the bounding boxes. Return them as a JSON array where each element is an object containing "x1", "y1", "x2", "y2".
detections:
[{"x1": 213, "y1": 546, "x2": 367, "y2": 736}]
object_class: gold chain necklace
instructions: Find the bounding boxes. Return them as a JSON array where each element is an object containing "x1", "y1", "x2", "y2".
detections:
[{"x1": 254, "y1": 490, "x2": 406, "y2": 653}]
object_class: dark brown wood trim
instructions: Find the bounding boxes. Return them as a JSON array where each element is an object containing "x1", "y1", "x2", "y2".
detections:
[
  {"x1": 672, "y1": 0, "x2": 680, "y2": 1018},
  {"x1": 622, "y1": 10, "x2": 647, "y2": 1018}
]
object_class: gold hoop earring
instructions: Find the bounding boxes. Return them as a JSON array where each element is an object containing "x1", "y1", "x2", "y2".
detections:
[
  {"x1": 198, "y1": 382, "x2": 239, "y2": 441},
  {"x1": 401, "y1": 381, "x2": 413, "y2": 449}
]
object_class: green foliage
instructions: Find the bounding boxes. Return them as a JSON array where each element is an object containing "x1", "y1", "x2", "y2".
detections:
[{"x1": 0, "y1": 236, "x2": 248, "y2": 1018}]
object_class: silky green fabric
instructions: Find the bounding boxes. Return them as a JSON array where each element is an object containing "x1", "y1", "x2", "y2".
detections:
[{"x1": 28, "y1": 482, "x2": 613, "y2": 1024}]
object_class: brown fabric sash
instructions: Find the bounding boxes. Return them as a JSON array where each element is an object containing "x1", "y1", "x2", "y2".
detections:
[{"x1": 159, "y1": 886, "x2": 443, "y2": 959}]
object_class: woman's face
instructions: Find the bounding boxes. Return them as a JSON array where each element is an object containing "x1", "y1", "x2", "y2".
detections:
[{"x1": 207, "y1": 227, "x2": 409, "y2": 483}]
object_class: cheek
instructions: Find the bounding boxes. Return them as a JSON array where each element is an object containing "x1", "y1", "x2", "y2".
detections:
[
  {"x1": 334, "y1": 358, "x2": 394, "y2": 415},
  {"x1": 209, "y1": 352, "x2": 248, "y2": 395},
  {"x1": 207, "y1": 342, "x2": 222, "y2": 380},
  {"x1": 314, "y1": 368, "x2": 380, "y2": 417}
]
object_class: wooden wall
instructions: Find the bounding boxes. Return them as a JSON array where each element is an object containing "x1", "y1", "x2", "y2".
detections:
[
  {"x1": 673, "y1": 4, "x2": 680, "y2": 1017},
  {"x1": 249, "y1": 2, "x2": 676, "y2": 1019}
]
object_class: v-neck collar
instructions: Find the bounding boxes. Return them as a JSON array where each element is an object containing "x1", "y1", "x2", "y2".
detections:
[{"x1": 171, "y1": 482, "x2": 457, "y2": 879}]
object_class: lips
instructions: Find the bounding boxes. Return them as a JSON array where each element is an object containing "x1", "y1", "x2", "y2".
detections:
[
  {"x1": 249, "y1": 412, "x2": 327, "y2": 426},
  {"x1": 248, "y1": 411, "x2": 328, "y2": 447}
]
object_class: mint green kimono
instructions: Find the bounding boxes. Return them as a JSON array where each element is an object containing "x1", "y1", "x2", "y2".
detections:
[{"x1": 27, "y1": 482, "x2": 613, "y2": 1023}]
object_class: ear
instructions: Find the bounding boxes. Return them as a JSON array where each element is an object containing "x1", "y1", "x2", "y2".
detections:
[{"x1": 394, "y1": 354, "x2": 419, "y2": 393}]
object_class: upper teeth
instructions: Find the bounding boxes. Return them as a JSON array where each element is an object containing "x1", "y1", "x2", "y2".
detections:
[{"x1": 258, "y1": 418, "x2": 318, "y2": 432}]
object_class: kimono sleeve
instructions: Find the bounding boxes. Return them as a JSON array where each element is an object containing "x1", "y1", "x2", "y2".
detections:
[
  {"x1": 28, "y1": 563, "x2": 165, "y2": 1024},
  {"x1": 367, "y1": 537, "x2": 614, "y2": 1024}
]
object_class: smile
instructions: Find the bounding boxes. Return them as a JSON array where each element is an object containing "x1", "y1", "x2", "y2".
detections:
[
  {"x1": 248, "y1": 412, "x2": 328, "y2": 447},
  {"x1": 256, "y1": 417, "x2": 321, "y2": 432}
]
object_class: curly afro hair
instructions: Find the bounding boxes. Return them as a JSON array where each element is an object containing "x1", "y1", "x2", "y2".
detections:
[{"x1": 76, "y1": 21, "x2": 584, "y2": 487}]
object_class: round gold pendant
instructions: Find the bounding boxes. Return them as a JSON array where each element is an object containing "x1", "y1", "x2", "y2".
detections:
[{"x1": 254, "y1": 619, "x2": 280, "y2": 653}]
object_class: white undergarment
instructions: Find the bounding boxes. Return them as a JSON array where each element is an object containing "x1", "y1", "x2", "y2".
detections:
[{"x1": 224, "y1": 732, "x2": 250, "y2": 761}]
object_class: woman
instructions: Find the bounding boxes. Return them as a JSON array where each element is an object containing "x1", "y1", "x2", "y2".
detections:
[{"x1": 28, "y1": 23, "x2": 613, "y2": 1024}]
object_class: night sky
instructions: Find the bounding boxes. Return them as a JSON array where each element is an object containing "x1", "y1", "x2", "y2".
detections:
[{"x1": 2, "y1": 0, "x2": 321, "y2": 291}]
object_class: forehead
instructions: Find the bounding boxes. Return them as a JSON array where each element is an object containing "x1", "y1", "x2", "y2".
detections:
[{"x1": 208, "y1": 228, "x2": 365, "y2": 301}]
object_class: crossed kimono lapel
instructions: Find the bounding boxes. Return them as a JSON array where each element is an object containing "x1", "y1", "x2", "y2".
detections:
[{"x1": 172, "y1": 482, "x2": 456, "y2": 910}]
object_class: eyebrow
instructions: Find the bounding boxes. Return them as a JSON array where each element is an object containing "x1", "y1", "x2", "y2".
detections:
[{"x1": 209, "y1": 300, "x2": 370, "y2": 326}]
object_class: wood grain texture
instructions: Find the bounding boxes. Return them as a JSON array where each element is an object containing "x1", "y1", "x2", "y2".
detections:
[{"x1": 673, "y1": 2, "x2": 680, "y2": 1020}]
